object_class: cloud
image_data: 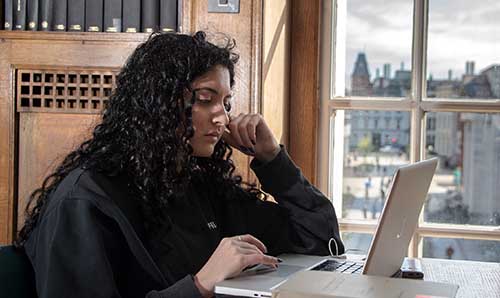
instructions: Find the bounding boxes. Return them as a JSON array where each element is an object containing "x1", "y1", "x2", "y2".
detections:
[
  {"x1": 345, "y1": 0, "x2": 413, "y2": 85},
  {"x1": 344, "y1": 0, "x2": 500, "y2": 86}
]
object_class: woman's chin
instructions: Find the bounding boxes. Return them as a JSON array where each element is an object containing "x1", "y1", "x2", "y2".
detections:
[{"x1": 192, "y1": 147, "x2": 215, "y2": 158}]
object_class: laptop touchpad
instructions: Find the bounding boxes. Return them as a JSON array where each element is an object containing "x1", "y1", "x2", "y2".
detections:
[{"x1": 266, "y1": 264, "x2": 304, "y2": 278}]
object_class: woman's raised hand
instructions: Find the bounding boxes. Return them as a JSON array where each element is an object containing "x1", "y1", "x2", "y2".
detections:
[
  {"x1": 222, "y1": 113, "x2": 281, "y2": 163},
  {"x1": 194, "y1": 234, "x2": 279, "y2": 297}
]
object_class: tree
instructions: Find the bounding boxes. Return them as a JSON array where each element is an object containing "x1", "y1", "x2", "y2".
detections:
[{"x1": 357, "y1": 136, "x2": 373, "y2": 156}]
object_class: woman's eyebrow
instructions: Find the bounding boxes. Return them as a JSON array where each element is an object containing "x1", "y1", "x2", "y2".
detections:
[
  {"x1": 193, "y1": 87, "x2": 232, "y2": 98},
  {"x1": 193, "y1": 87, "x2": 218, "y2": 94}
]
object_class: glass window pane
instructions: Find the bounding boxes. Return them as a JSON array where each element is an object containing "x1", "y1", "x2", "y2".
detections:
[
  {"x1": 340, "y1": 110, "x2": 411, "y2": 220},
  {"x1": 346, "y1": 0, "x2": 413, "y2": 97},
  {"x1": 423, "y1": 237, "x2": 500, "y2": 262},
  {"x1": 342, "y1": 232, "x2": 373, "y2": 255},
  {"x1": 426, "y1": 0, "x2": 500, "y2": 100},
  {"x1": 424, "y1": 112, "x2": 500, "y2": 226}
]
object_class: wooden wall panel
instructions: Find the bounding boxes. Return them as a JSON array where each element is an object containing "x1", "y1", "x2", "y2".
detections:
[
  {"x1": 0, "y1": 38, "x2": 16, "y2": 245},
  {"x1": 17, "y1": 113, "x2": 100, "y2": 230},
  {"x1": 289, "y1": 0, "x2": 321, "y2": 186},
  {"x1": 262, "y1": 0, "x2": 290, "y2": 146},
  {"x1": 0, "y1": 32, "x2": 148, "y2": 245}
]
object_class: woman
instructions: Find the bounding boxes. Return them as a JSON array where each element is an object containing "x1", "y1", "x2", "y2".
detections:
[{"x1": 16, "y1": 31, "x2": 344, "y2": 298}]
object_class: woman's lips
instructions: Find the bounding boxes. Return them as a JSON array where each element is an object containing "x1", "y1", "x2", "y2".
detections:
[{"x1": 204, "y1": 132, "x2": 222, "y2": 142}]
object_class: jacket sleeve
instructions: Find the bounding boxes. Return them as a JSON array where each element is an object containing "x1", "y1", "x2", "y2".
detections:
[
  {"x1": 248, "y1": 146, "x2": 345, "y2": 256},
  {"x1": 30, "y1": 195, "x2": 202, "y2": 298},
  {"x1": 146, "y1": 276, "x2": 201, "y2": 298}
]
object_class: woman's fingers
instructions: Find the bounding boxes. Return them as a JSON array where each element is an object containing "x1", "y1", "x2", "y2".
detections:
[
  {"x1": 224, "y1": 114, "x2": 259, "y2": 155},
  {"x1": 195, "y1": 234, "x2": 278, "y2": 293},
  {"x1": 236, "y1": 241, "x2": 265, "y2": 256},
  {"x1": 237, "y1": 115, "x2": 254, "y2": 149},
  {"x1": 237, "y1": 246, "x2": 264, "y2": 256},
  {"x1": 237, "y1": 234, "x2": 267, "y2": 254},
  {"x1": 243, "y1": 254, "x2": 280, "y2": 268},
  {"x1": 227, "y1": 114, "x2": 245, "y2": 148},
  {"x1": 222, "y1": 129, "x2": 239, "y2": 148},
  {"x1": 222, "y1": 113, "x2": 279, "y2": 161},
  {"x1": 246, "y1": 115, "x2": 260, "y2": 145}
]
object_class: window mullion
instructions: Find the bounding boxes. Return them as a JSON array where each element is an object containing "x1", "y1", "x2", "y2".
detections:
[
  {"x1": 317, "y1": 0, "x2": 335, "y2": 196},
  {"x1": 410, "y1": 0, "x2": 428, "y2": 163},
  {"x1": 409, "y1": 0, "x2": 429, "y2": 258}
]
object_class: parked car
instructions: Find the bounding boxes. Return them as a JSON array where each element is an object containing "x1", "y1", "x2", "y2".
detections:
[{"x1": 379, "y1": 144, "x2": 404, "y2": 154}]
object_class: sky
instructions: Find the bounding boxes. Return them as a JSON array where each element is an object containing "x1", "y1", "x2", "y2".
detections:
[{"x1": 344, "y1": 0, "x2": 500, "y2": 89}]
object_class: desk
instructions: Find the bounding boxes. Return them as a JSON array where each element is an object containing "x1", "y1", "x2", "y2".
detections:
[
  {"x1": 422, "y1": 258, "x2": 500, "y2": 298},
  {"x1": 216, "y1": 257, "x2": 500, "y2": 298}
]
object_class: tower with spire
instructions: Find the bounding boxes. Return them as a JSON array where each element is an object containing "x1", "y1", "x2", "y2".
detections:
[{"x1": 351, "y1": 52, "x2": 373, "y2": 96}]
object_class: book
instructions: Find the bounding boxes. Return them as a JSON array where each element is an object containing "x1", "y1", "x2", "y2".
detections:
[
  {"x1": 159, "y1": 0, "x2": 176, "y2": 32},
  {"x1": 1, "y1": 0, "x2": 4, "y2": 30},
  {"x1": 13, "y1": 0, "x2": 26, "y2": 30},
  {"x1": 141, "y1": 0, "x2": 158, "y2": 33},
  {"x1": 67, "y1": 0, "x2": 84, "y2": 31},
  {"x1": 4, "y1": 0, "x2": 13, "y2": 30},
  {"x1": 52, "y1": 0, "x2": 66, "y2": 30},
  {"x1": 26, "y1": 0, "x2": 38, "y2": 30},
  {"x1": 38, "y1": 0, "x2": 52, "y2": 31},
  {"x1": 104, "y1": 0, "x2": 121, "y2": 32},
  {"x1": 85, "y1": 0, "x2": 102, "y2": 32},
  {"x1": 122, "y1": 0, "x2": 139, "y2": 33}
]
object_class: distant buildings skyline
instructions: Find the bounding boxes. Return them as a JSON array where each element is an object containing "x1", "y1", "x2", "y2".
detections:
[
  {"x1": 346, "y1": 51, "x2": 500, "y2": 224},
  {"x1": 345, "y1": 0, "x2": 500, "y2": 92},
  {"x1": 348, "y1": 52, "x2": 500, "y2": 99}
]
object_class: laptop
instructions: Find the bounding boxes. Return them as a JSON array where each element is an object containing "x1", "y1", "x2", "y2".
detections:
[{"x1": 215, "y1": 158, "x2": 438, "y2": 297}]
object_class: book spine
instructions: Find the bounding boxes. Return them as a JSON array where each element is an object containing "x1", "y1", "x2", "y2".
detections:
[
  {"x1": 159, "y1": 0, "x2": 175, "y2": 32},
  {"x1": 13, "y1": 0, "x2": 26, "y2": 30},
  {"x1": 38, "y1": 0, "x2": 52, "y2": 31},
  {"x1": 4, "y1": 0, "x2": 13, "y2": 30},
  {"x1": 103, "y1": 0, "x2": 121, "y2": 32},
  {"x1": 26, "y1": 0, "x2": 38, "y2": 30},
  {"x1": 1, "y1": 0, "x2": 4, "y2": 30},
  {"x1": 122, "y1": 0, "x2": 139, "y2": 33},
  {"x1": 52, "y1": 0, "x2": 66, "y2": 30},
  {"x1": 67, "y1": 0, "x2": 84, "y2": 31},
  {"x1": 141, "y1": 0, "x2": 158, "y2": 33},
  {"x1": 85, "y1": 0, "x2": 102, "y2": 32}
]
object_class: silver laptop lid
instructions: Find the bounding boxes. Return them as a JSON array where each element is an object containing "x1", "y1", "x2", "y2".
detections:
[{"x1": 363, "y1": 158, "x2": 438, "y2": 276}]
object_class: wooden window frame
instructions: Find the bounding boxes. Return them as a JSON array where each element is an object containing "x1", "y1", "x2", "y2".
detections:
[{"x1": 290, "y1": 0, "x2": 500, "y2": 258}]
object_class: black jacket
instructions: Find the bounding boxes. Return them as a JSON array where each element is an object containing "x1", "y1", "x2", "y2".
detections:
[{"x1": 24, "y1": 147, "x2": 344, "y2": 298}]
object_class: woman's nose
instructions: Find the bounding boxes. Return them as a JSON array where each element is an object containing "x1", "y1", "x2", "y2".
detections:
[{"x1": 211, "y1": 104, "x2": 229, "y2": 126}]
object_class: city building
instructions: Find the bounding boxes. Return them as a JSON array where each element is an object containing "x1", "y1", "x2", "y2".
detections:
[
  {"x1": 349, "y1": 52, "x2": 500, "y2": 224},
  {"x1": 348, "y1": 53, "x2": 411, "y2": 152}
]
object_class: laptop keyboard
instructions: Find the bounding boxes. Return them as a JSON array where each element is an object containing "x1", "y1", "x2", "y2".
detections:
[{"x1": 310, "y1": 260, "x2": 363, "y2": 274}]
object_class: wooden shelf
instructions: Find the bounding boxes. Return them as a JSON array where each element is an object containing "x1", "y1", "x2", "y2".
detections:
[{"x1": 0, "y1": 30, "x2": 152, "y2": 42}]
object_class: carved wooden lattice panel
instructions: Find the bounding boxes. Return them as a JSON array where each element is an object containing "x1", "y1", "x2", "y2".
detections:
[
  {"x1": 15, "y1": 67, "x2": 120, "y2": 231},
  {"x1": 16, "y1": 68, "x2": 119, "y2": 114}
]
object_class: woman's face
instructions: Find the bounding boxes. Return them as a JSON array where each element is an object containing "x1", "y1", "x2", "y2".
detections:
[{"x1": 189, "y1": 65, "x2": 232, "y2": 157}]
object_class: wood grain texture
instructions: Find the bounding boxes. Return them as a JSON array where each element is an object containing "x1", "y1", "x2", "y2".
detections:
[
  {"x1": 17, "y1": 113, "x2": 100, "y2": 230},
  {"x1": 0, "y1": 37, "x2": 15, "y2": 244},
  {"x1": 288, "y1": 0, "x2": 321, "y2": 185},
  {"x1": 262, "y1": 0, "x2": 290, "y2": 146},
  {"x1": 0, "y1": 33, "x2": 146, "y2": 244}
]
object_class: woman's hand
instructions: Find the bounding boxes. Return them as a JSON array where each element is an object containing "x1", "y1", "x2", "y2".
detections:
[
  {"x1": 223, "y1": 113, "x2": 281, "y2": 163},
  {"x1": 194, "y1": 234, "x2": 280, "y2": 297}
]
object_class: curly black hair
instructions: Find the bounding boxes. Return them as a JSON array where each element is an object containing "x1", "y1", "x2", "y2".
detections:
[{"x1": 16, "y1": 31, "x2": 262, "y2": 246}]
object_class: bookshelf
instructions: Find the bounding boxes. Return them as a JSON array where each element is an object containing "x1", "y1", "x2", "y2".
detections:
[{"x1": 1, "y1": 0, "x2": 179, "y2": 33}]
